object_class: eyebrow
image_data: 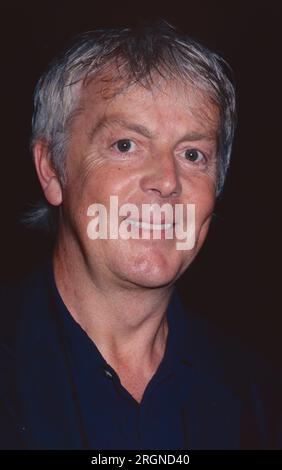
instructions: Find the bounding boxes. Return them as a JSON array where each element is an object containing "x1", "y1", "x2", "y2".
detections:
[
  {"x1": 88, "y1": 116, "x2": 217, "y2": 143},
  {"x1": 179, "y1": 131, "x2": 216, "y2": 142},
  {"x1": 89, "y1": 117, "x2": 155, "y2": 142}
]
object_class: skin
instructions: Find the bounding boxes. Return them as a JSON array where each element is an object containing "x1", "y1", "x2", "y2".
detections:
[{"x1": 34, "y1": 75, "x2": 219, "y2": 403}]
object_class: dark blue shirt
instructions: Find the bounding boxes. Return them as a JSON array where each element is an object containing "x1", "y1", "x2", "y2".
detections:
[
  {"x1": 1, "y1": 257, "x2": 281, "y2": 449},
  {"x1": 47, "y1": 260, "x2": 193, "y2": 450}
]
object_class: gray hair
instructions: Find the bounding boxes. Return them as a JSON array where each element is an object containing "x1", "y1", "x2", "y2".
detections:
[{"x1": 27, "y1": 21, "x2": 236, "y2": 233}]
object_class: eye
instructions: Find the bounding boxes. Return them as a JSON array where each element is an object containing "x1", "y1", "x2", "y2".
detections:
[
  {"x1": 183, "y1": 148, "x2": 206, "y2": 163},
  {"x1": 113, "y1": 139, "x2": 136, "y2": 153}
]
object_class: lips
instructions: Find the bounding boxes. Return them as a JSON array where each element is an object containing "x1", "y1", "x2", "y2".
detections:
[{"x1": 125, "y1": 219, "x2": 174, "y2": 230}]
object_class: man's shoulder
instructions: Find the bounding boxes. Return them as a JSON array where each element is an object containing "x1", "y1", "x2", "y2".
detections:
[
  {"x1": 175, "y1": 293, "x2": 282, "y2": 394},
  {"x1": 0, "y1": 258, "x2": 52, "y2": 351},
  {"x1": 176, "y1": 296, "x2": 282, "y2": 448},
  {"x1": 0, "y1": 258, "x2": 58, "y2": 449}
]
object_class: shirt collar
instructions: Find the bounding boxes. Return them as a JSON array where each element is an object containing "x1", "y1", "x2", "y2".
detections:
[{"x1": 47, "y1": 257, "x2": 194, "y2": 372}]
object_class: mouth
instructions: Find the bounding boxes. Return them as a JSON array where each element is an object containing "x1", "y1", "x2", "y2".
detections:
[{"x1": 125, "y1": 219, "x2": 174, "y2": 231}]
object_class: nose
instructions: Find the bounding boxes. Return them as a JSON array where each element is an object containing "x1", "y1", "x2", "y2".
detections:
[{"x1": 139, "y1": 150, "x2": 182, "y2": 199}]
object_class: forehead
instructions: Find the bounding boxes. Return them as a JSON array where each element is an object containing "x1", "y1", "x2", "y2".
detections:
[{"x1": 77, "y1": 72, "x2": 220, "y2": 137}]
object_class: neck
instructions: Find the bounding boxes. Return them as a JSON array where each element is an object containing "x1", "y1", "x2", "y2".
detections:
[{"x1": 52, "y1": 240, "x2": 173, "y2": 377}]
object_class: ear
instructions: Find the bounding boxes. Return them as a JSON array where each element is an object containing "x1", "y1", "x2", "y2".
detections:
[{"x1": 33, "y1": 139, "x2": 63, "y2": 206}]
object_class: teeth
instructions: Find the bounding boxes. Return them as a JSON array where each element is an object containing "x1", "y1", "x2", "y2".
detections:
[{"x1": 126, "y1": 220, "x2": 173, "y2": 230}]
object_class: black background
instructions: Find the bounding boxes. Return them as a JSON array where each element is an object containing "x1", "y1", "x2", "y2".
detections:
[{"x1": 0, "y1": 1, "x2": 281, "y2": 366}]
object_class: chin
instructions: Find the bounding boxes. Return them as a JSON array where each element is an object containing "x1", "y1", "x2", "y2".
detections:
[
  {"x1": 118, "y1": 249, "x2": 191, "y2": 289},
  {"x1": 126, "y1": 271, "x2": 178, "y2": 289}
]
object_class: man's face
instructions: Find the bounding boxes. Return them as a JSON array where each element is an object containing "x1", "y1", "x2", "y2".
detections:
[{"x1": 60, "y1": 76, "x2": 219, "y2": 289}]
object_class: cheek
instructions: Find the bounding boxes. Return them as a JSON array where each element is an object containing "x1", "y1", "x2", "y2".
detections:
[
  {"x1": 198, "y1": 193, "x2": 215, "y2": 221},
  {"x1": 64, "y1": 172, "x2": 133, "y2": 240},
  {"x1": 77, "y1": 164, "x2": 142, "y2": 213},
  {"x1": 194, "y1": 183, "x2": 216, "y2": 237}
]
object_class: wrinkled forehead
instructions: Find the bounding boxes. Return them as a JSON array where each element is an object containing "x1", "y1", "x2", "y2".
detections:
[{"x1": 75, "y1": 68, "x2": 220, "y2": 136}]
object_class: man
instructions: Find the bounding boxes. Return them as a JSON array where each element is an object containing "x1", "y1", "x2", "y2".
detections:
[{"x1": 1, "y1": 22, "x2": 281, "y2": 450}]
